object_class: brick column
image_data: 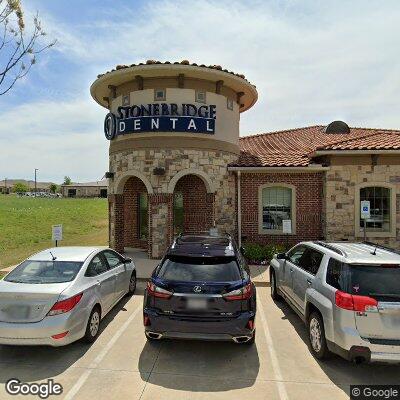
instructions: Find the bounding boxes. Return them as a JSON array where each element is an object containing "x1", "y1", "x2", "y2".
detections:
[
  {"x1": 148, "y1": 193, "x2": 173, "y2": 259},
  {"x1": 109, "y1": 194, "x2": 124, "y2": 253}
]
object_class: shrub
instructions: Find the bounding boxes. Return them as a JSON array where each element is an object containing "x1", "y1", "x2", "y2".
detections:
[{"x1": 242, "y1": 242, "x2": 286, "y2": 264}]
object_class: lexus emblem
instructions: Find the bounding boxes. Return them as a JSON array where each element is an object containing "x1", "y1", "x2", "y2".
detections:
[{"x1": 193, "y1": 286, "x2": 202, "y2": 293}]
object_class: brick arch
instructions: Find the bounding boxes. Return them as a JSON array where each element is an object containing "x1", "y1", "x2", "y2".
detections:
[
  {"x1": 115, "y1": 169, "x2": 153, "y2": 194},
  {"x1": 173, "y1": 174, "x2": 214, "y2": 234},
  {"x1": 167, "y1": 168, "x2": 215, "y2": 194}
]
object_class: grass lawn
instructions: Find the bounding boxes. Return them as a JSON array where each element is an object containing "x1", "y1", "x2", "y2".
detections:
[{"x1": 0, "y1": 195, "x2": 108, "y2": 269}]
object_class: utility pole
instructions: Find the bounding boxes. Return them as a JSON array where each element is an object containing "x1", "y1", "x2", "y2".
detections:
[{"x1": 34, "y1": 168, "x2": 38, "y2": 197}]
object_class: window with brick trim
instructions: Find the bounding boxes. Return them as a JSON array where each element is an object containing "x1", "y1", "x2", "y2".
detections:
[{"x1": 258, "y1": 184, "x2": 296, "y2": 234}]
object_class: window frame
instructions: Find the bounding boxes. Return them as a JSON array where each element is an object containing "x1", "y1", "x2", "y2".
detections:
[
  {"x1": 195, "y1": 90, "x2": 206, "y2": 104},
  {"x1": 85, "y1": 253, "x2": 109, "y2": 277},
  {"x1": 102, "y1": 250, "x2": 124, "y2": 270},
  {"x1": 154, "y1": 88, "x2": 166, "y2": 102},
  {"x1": 122, "y1": 94, "x2": 130, "y2": 106},
  {"x1": 258, "y1": 183, "x2": 297, "y2": 235},
  {"x1": 354, "y1": 182, "x2": 396, "y2": 238},
  {"x1": 137, "y1": 192, "x2": 148, "y2": 240}
]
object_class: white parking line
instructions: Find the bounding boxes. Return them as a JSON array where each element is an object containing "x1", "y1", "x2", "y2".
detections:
[
  {"x1": 64, "y1": 303, "x2": 142, "y2": 400},
  {"x1": 257, "y1": 292, "x2": 289, "y2": 400}
]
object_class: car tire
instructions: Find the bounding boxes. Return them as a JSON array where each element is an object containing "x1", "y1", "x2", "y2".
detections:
[
  {"x1": 84, "y1": 306, "x2": 101, "y2": 343},
  {"x1": 270, "y1": 269, "x2": 282, "y2": 301},
  {"x1": 308, "y1": 311, "x2": 330, "y2": 360},
  {"x1": 126, "y1": 271, "x2": 137, "y2": 296}
]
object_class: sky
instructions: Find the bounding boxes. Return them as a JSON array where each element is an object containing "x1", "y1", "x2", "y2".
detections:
[{"x1": 0, "y1": 0, "x2": 399, "y2": 183}]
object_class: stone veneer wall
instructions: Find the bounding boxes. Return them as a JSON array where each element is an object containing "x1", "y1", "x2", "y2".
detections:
[
  {"x1": 325, "y1": 164, "x2": 400, "y2": 248},
  {"x1": 109, "y1": 148, "x2": 238, "y2": 258}
]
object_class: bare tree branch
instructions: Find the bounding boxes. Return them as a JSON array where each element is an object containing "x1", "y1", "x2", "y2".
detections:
[{"x1": 0, "y1": 0, "x2": 56, "y2": 95}]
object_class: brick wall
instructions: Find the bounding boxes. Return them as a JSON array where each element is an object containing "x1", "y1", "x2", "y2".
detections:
[
  {"x1": 175, "y1": 175, "x2": 214, "y2": 234},
  {"x1": 240, "y1": 172, "x2": 324, "y2": 246},
  {"x1": 123, "y1": 177, "x2": 148, "y2": 250}
]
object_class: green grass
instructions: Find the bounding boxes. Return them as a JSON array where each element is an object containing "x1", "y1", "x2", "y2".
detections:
[{"x1": 0, "y1": 195, "x2": 108, "y2": 269}]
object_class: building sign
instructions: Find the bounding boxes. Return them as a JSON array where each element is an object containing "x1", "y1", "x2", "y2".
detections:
[
  {"x1": 360, "y1": 200, "x2": 370, "y2": 220},
  {"x1": 282, "y1": 219, "x2": 292, "y2": 234},
  {"x1": 52, "y1": 224, "x2": 63, "y2": 241},
  {"x1": 104, "y1": 103, "x2": 216, "y2": 140}
]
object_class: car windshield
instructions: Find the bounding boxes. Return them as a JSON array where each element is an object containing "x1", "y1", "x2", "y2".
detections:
[
  {"x1": 158, "y1": 256, "x2": 241, "y2": 282},
  {"x1": 349, "y1": 264, "x2": 400, "y2": 300},
  {"x1": 4, "y1": 260, "x2": 83, "y2": 284}
]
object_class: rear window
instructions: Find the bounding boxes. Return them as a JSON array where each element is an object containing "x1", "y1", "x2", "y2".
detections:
[
  {"x1": 157, "y1": 256, "x2": 241, "y2": 282},
  {"x1": 4, "y1": 261, "x2": 83, "y2": 284},
  {"x1": 326, "y1": 258, "x2": 400, "y2": 301}
]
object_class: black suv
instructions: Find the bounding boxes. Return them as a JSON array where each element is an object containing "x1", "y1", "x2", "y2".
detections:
[{"x1": 143, "y1": 233, "x2": 256, "y2": 344}]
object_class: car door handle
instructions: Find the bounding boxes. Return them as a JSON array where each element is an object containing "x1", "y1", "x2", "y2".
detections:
[
  {"x1": 290, "y1": 269, "x2": 294, "y2": 274},
  {"x1": 96, "y1": 280, "x2": 101, "y2": 286},
  {"x1": 307, "y1": 279, "x2": 312, "y2": 286}
]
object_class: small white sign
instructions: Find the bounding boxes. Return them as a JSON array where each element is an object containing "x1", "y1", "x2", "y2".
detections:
[
  {"x1": 360, "y1": 201, "x2": 370, "y2": 220},
  {"x1": 282, "y1": 219, "x2": 292, "y2": 234},
  {"x1": 52, "y1": 224, "x2": 63, "y2": 241}
]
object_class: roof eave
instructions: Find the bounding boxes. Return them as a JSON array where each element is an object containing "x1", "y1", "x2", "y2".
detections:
[
  {"x1": 311, "y1": 149, "x2": 400, "y2": 156},
  {"x1": 227, "y1": 165, "x2": 329, "y2": 172}
]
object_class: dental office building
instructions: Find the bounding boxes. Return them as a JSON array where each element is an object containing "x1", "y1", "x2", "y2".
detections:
[{"x1": 90, "y1": 60, "x2": 400, "y2": 258}]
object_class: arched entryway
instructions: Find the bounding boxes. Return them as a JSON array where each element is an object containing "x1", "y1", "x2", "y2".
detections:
[
  {"x1": 122, "y1": 177, "x2": 149, "y2": 250},
  {"x1": 172, "y1": 174, "x2": 214, "y2": 235}
]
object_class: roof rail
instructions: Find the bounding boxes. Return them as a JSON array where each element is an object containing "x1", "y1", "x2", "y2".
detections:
[
  {"x1": 363, "y1": 241, "x2": 400, "y2": 256},
  {"x1": 314, "y1": 241, "x2": 347, "y2": 257}
]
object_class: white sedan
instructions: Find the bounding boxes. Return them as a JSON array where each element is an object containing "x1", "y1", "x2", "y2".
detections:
[{"x1": 0, "y1": 247, "x2": 136, "y2": 346}]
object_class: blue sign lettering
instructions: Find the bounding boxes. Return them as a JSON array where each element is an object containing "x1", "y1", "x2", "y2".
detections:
[{"x1": 104, "y1": 103, "x2": 216, "y2": 140}]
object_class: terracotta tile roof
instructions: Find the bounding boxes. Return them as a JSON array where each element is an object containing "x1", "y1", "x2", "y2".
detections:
[
  {"x1": 97, "y1": 59, "x2": 254, "y2": 86},
  {"x1": 234, "y1": 126, "x2": 400, "y2": 167}
]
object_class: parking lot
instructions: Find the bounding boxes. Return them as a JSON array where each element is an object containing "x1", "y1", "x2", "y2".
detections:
[{"x1": 0, "y1": 266, "x2": 399, "y2": 400}]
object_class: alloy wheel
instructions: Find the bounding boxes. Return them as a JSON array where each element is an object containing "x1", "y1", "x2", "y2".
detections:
[
  {"x1": 309, "y1": 317, "x2": 322, "y2": 352},
  {"x1": 90, "y1": 311, "x2": 100, "y2": 337},
  {"x1": 271, "y1": 273, "x2": 275, "y2": 296},
  {"x1": 129, "y1": 274, "x2": 136, "y2": 292}
]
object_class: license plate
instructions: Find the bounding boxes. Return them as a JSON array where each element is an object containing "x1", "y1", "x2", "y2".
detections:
[
  {"x1": 4, "y1": 305, "x2": 30, "y2": 319},
  {"x1": 187, "y1": 298, "x2": 208, "y2": 310}
]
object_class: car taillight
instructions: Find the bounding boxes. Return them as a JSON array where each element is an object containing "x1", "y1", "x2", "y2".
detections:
[
  {"x1": 147, "y1": 282, "x2": 173, "y2": 299},
  {"x1": 48, "y1": 293, "x2": 83, "y2": 316},
  {"x1": 143, "y1": 314, "x2": 151, "y2": 326},
  {"x1": 246, "y1": 319, "x2": 255, "y2": 330},
  {"x1": 335, "y1": 290, "x2": 378, "y2": 312},
  {"x1": 223, "y1": 283, "x2": 252, "y2": 301}
]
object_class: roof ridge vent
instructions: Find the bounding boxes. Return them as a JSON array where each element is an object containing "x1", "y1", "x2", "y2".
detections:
[{"x1": 325, "y1": 120, "x2": 350, "y2": 134}]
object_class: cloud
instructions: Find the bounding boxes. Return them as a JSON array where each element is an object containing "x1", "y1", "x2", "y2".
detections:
[
  {"x1": 0, "y1": 98, "x2": 108, "y2": 182},
  {"x1": 1, "y1": 0, "x2": 400, "y2": 181}
]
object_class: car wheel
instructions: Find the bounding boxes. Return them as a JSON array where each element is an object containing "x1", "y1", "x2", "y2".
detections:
[
  {"x1": 308, "y1": 312, "x2": 330, "y2": 360},
  {"x1": 127, "y1": 271, "x2": 137, "y2": 295},
  {"x1": 84, "y1": 306, "x2": 101, "y2": 343},
  {"x1": 270, "y1": 269, "x2": 281, "y2": 301}
]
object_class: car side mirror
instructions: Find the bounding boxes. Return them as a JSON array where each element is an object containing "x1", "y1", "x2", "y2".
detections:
[
  {"x1": 239, "y1": 246, "x2": 245, "y2": 255},
  {"x1": 124, "y1": 257, "x2": 132, "y2": 264},
  {"x1": 276, "y1": 252, "x2": 288, "y2": 260}
]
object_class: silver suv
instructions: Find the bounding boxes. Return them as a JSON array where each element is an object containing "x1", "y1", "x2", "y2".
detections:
[{"x1": 269, "y1": 241, "x2": 400, "y2": 363}]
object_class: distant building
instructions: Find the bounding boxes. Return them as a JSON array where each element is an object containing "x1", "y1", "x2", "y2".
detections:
[
  {"x1": 61, "y1": 180, "x2": 108, "y2": 198},
  {"x1": 0, "y1": 179, "x2": 52, "y2": 194}
]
